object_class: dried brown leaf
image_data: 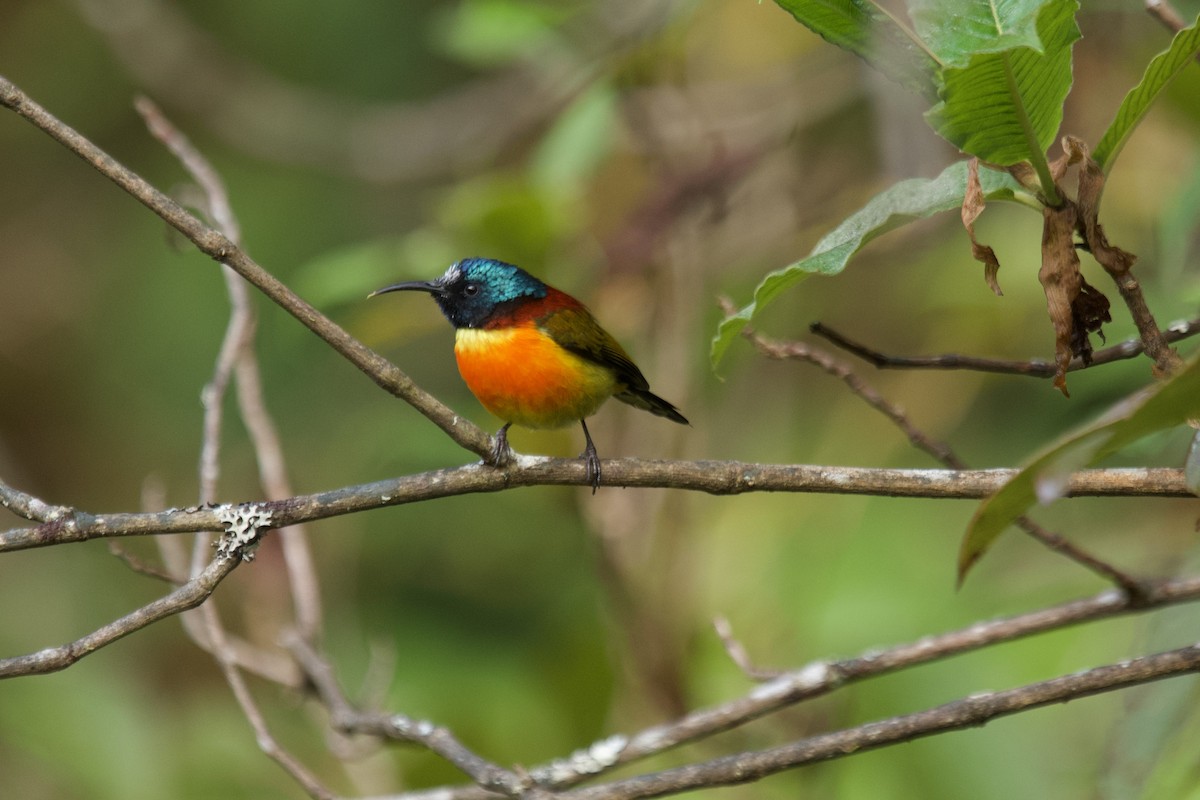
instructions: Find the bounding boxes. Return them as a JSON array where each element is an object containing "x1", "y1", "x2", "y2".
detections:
[
  {"x1": 1049, "y1": 135, "x2": 1087, "y2": 186},
  {"x1": 1040, "y1": 203, "x2": 1083, "y2": 396},
  {"x1": 962, "y1": 158, "x2": 1003, "y2": 296},
  {"x1": 1070, "y1": 137, "x2": 1137, "y2": 276}
]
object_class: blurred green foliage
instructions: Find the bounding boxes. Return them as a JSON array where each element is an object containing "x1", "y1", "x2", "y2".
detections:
[{"x1": 2, "y1": 1, "x2": 1200, "y2": 798}]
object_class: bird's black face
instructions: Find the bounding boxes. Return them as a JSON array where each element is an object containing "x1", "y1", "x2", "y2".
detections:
[{"x1": 372, "y1": 258, "x2": 547, "y2": 329}]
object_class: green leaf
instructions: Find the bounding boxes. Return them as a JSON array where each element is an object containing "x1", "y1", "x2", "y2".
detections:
[
  {"x1": 1093, "y1": 12, "x2": 1200, "y2": 173},
  {"x1": 924, "y1": 0, "x2": 1080, "y2": 166},
  {"x1": 773, "y1": 0, "x2": 938, "y2": 97},
  {"x1": 959, "y1": 350, "x2": 1200, "y2": 582},
  {"x1": 711, "y1": 160, "x2": 1023, "y2": 366},
  {"x1": 911, "y1": 0, "x2": 1047, "y2": 67}
]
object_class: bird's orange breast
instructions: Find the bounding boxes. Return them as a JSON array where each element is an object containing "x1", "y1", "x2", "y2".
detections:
[{"x1": 454, "y1": 324, "x2": 618, "y2": 429}]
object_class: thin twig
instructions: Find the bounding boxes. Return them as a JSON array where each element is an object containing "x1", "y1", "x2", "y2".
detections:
[
  {"x1": 107, "y1": 540, "x2": 182, "y2": 583},
  {"x1": 712, "y1": 616, "x2": 783, "y2": 681},
  {"x1": 809, "y1": 318, "x2": 1200, "y2": 377},
  {"x1": 0, "y1": 554, "x2": 240, "y2": 678}
]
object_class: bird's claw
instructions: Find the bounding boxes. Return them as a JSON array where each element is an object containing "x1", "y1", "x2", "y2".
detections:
[
  {"x1": 579, "y1": 419, "x2": 601, "y2": 494},
  {"x1": 487, "y1": 423, "x2": 515, "y2": 468},
  {"x1": 583, "y1": 450, "x2": 601, "y2": 494}
]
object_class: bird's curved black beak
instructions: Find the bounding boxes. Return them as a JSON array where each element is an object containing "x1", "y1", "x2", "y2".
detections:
[{"x1": 368, "y1": 279, "x2": 446, "y2": 299}]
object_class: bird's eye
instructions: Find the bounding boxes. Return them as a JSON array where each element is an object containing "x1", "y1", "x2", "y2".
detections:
[{"x1": 463, "y1": 283, "x2": 480, "y2": 296}]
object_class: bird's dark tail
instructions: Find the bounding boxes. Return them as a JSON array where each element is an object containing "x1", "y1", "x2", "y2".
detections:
[{"x1": 615, "y1": 388, "x2": 689, "y2": 425}]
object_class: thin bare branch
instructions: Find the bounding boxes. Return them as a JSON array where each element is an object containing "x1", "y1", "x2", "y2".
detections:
[
  {"x1": 712, "y1": 616, "x2": 782, "y2": 682},
  {"x1": 809, "y1": 318, "x2": 1200, "y2": 377},
  {"x1": 0, "y1": 554, "x2": 240, "y2": 678},
  {"x1": 107, "y1": 540, "x2": 182, "y2": 583}
]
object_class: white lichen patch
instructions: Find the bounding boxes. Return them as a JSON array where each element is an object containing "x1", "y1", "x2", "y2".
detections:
[
  {"x1": 214, "y1": 503, "x2": 274, "y2": 561},
  {"x1": 531, "y1": 734, "x2": 628, "y2": 783}
]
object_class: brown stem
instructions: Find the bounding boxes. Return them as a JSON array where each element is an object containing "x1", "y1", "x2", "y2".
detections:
[{"x1": 808, "y1": 318, "x2": 1200, "y2": 378}]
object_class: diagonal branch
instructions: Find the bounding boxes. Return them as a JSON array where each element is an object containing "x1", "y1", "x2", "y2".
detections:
[
  {"x1": 0, "y1": 554, "x2": 240, "y2": 678},
  {"x1": 0, "y1": 74, "x2": 492, "y2": 461}
]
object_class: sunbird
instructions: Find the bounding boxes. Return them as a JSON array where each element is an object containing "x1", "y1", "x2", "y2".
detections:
[{"x1": 371, "y1": 258, "x2": 688, "y2": 492}]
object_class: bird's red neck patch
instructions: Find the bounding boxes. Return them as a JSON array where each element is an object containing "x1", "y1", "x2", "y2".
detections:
[{"x1": 483, "y1": 286, "x2": 585, "y2": 329}]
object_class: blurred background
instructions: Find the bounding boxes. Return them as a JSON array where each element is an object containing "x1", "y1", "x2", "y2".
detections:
[{"x1": 2, "y1": 0, "x2": 1200, "y2": 797}]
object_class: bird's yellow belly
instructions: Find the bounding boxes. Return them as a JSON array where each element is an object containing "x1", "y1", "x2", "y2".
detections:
[{"x1": 454, "y1": 327, "x2": 617, "y2": 429}]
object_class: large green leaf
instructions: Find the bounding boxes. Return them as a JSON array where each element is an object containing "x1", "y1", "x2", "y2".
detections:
[
  {"x1": 910, "y1": 0, "x2": 1046, "y2": 66},
  {"x1": 924, "y1": 0, "x2": 1079, "y2": 166},
  {"x1": 773, "y1": 0, "x2": 938, "y2": 97},
  {"x1": 1093, "y1": 12, "x2": 1200, "y2": 173},
  {"x1": 959, "y1": 350, "x2": 1200, "y2": 582},
  {"x1": 711, "y1": 160, "x2": 1023, "y2": 365}
]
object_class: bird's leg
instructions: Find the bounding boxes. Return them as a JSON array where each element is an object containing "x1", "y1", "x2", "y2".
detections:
[
  {"x1": 488, "y1": 422, "x2": 514, "y2": 468},
  {"x1": 579, "y1": 419, "x2": 601, "y2": 494}
]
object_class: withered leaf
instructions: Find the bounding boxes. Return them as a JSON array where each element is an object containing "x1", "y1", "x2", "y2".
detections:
[
  {"x1": 1040, "y1": 203, "x2": 1083, "y2": 396},
  {"x1": 1049, "y1": 134, "x2": 1087, "y2": 186},
  {"x1": 962, "y1": 158, "x2": 1003, "y2": 296},
  {"x1": 1070, "y1": 137, "x2": 1137, "y2": 276}
]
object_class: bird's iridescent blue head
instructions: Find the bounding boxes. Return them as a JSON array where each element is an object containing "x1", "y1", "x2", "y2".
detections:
[{"x1": 371, "y1": 258, "x2": 548, "y2": 329}]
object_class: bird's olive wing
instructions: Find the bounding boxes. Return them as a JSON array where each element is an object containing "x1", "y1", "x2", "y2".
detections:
[{"x1": 539, "y1": 307, "x2": 650, "y2": 391}]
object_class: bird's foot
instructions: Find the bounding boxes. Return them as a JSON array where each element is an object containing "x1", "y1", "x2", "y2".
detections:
[
  {"x1": 580, "y1": 419, "x2": 601, "y2": 494},
  {"x1": 582, "y1": 446, "x2": 601, "y2": 494},
  {"x1": 487, "y1": 423, "x2": 515, "y2": 468}
]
